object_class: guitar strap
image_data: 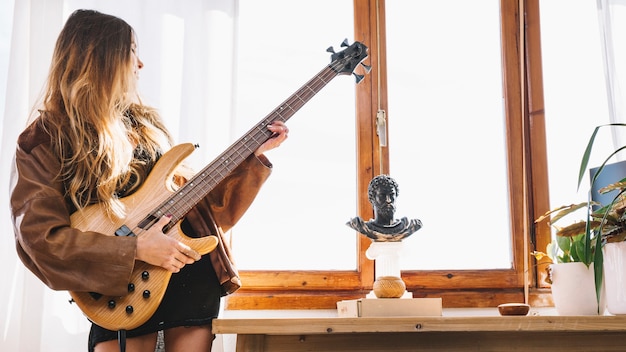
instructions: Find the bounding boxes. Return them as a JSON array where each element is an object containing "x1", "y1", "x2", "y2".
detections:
[{"x1": 117, "y1": 329, "x2": 126, "y2": 352}]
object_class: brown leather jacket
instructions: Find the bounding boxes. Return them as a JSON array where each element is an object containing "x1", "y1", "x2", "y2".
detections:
[{"x1": 10, "y1": 118, "x2": 271, "y2": 297}]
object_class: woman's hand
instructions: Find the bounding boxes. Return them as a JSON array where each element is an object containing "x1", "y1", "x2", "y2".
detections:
[
  {"x1": 254, "y1": 121, "x2": 289, "y2": 156},
  {"x1": 135, "y1": 215, "x2": 201, "y2": 273}
]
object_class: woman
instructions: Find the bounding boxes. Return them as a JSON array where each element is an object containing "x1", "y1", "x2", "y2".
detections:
[{"x1": 10, "y1": 9, "x2": 288, "y2": 352}]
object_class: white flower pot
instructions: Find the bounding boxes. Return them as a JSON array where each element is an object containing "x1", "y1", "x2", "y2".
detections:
[
  {"x1": 550, "y1": 262, "x2": 598, "y2": 315},
  {"x1": 603, "y1": 242, "x2": 626, "y2": 314}
]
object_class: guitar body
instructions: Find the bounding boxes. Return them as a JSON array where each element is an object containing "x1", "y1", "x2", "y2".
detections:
[{"x1": 69, "y1": 143, "x2": 219, "y2": 331}]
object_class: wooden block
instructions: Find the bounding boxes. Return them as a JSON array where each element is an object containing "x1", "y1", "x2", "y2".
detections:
[{"x1": 337, "y1": 298, "x2": 442, "y2": 317}]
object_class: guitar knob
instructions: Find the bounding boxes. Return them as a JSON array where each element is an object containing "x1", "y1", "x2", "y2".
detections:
[
  {"x1": 142, "y1": 271, "x2": 150, "y2": 280},
  {"x1": 143, "y1": 290, "x2": 151, "y2": 298},
  {"x1": 108, "y1": 300, "x2": 116, "y2": 309},
  {"x1": 126, "y1": 305, "x2": 134, "y2": 314},
  {"x1": 128, "y1": 283, "x2": 135, "y2": 292}
]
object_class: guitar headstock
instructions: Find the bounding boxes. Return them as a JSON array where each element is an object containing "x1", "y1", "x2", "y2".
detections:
[{"x1": 327, "y1": 39, "x2": 370, "y2": 83}]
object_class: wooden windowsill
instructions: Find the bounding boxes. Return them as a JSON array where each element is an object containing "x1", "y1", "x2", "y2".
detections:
[
  {"x1": 213, "y1": 308, "x2": 626, "y2": 351},
  {"x1": 215, "y1": 307, "x2": 626, "y2": 334}
]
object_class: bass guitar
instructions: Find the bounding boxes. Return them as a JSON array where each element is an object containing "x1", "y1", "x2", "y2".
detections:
[{"x1": 69, "y1": 39, "x2": 369, "y2": 331}]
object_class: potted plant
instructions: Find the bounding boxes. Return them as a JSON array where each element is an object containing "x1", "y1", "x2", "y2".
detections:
[
  {"x1": 597, "y1": 185, "x2": 626, "y2": 314},
  {"x1": 577, "y1": 123, "x2": 626, "y2": 315},
  {"x1": 535, "y1": 123, "x2": 626, "y2": 315},
  {"x1": 534, "y1": 202, "x2": 602, "y2": 315}
]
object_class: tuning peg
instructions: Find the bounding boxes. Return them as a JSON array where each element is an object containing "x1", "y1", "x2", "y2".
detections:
[
  {"x1": 326, "y1": 46, "x2": 335, "y2": 54},
  {"x1": 353, "y1": 73, "x2": 364, "y2": 84},
  {"x1": 361, "y1": 63, "x2": 372, "y2": 74},
  {"x1": 341, "y1": 38, "x2": 349, "y2": 47}
]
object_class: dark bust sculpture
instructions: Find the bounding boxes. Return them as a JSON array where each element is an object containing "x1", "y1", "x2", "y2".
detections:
[{"x1": 347, "y1": 174, "x2": 422, "y2": 242}]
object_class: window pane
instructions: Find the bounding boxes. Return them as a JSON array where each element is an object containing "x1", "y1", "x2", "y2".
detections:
[
  {"x1": 386, "y1": 0, "x2": 511, "y2": 270},
  {"x1": 231, "y1": 0, "x2": 356, "y2": 270}
]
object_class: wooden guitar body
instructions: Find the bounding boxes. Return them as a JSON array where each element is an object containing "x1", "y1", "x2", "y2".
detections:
[{"x1": 69, "y1": 143, "x2": 218, "y2": 331}]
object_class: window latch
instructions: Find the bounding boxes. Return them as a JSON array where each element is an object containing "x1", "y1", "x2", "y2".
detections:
[{"x1": 376, "y1": 110, "x2": 387, "y2": 147}]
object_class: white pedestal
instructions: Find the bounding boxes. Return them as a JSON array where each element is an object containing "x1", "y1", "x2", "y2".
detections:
[{"x1": 365, "y1": 241, "x2": 411, "y2": 298}]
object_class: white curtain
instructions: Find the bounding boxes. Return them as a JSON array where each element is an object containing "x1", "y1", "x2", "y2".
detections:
[
  {"x1": 598, "y1": 0, "x2": 626, "y2": 151},
  {"x1": 0, "y1": 0, "x2": 237, "y2": 350}
]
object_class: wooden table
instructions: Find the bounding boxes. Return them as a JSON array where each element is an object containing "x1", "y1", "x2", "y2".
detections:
[{"x1": 212, "y1": 315, "x2": 626, "y2": 351}]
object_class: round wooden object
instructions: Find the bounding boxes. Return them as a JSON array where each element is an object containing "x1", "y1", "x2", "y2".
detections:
[
  {"x1": 498, "y1": 303, "x2": 530, "y2": 316},
  {"x1": 373, "y1": 276, "x2": 406, "y2": 298}
]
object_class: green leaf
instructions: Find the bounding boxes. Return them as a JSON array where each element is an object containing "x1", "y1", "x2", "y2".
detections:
[
  {"x1": 584, "y1": 192, "x2": 592, "y2": 264},
  {"x1": 578, "y1": 123, "x2": 626, "y2": 191},
  {"x1": 556, "y1": 235, "x2": 571, "y2": 254},
  {"x1": 593, "y1": 232, "x2": 604, "y2": 312},
  {"x1": 591, "y1": 146, "x2": 626, "y2": 190},
  {"x1": 571, "y1": 234, "x2": 586, "y2": 263}
]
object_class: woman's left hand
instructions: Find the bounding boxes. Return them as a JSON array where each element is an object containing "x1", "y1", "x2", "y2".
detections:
[{"x1": 254, "y1": 121, "x2": 289, "y2": 156}]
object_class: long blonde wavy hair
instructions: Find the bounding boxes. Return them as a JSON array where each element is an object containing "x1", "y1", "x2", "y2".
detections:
[{"x1": 39, "y1": 9, "x2": 177, "y2": 218}]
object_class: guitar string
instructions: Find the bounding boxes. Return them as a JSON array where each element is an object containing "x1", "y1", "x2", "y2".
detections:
[{"x1": 149, "y1": 69, "x2": 335, "y2": 228}]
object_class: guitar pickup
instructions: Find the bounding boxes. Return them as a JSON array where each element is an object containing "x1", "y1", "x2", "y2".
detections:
[{"x1": 115, "y1": 224, "x2": 136, "y2": 237}]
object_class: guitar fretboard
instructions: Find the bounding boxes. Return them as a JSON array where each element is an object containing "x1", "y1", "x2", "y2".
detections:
[{"x1": 144, "y1": 64, "x2": 341, "y2": 229}]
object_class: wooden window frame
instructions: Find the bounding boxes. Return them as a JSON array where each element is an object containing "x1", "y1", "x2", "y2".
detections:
[{"x1": 225, "y1": 0, "x2": 552, "y2": 310}]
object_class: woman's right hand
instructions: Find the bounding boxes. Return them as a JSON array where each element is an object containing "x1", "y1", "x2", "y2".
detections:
[{"x1": 135, "y1": 215, "x2": 201, "y2": 273}]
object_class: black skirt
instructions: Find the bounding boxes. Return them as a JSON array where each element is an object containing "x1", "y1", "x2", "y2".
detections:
[{"x1": 88, "y1": 254, "x2": 221, "y2": 351}]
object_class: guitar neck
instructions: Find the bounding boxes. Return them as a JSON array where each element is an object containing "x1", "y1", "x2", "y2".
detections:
[{"x1": 155, "y1": 65, "x2": 340, "y2": 227}]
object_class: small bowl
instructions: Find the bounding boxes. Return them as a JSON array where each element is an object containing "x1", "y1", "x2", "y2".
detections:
[{"x1": 498, "y1": 303, "x2": 530, "y2": 316}]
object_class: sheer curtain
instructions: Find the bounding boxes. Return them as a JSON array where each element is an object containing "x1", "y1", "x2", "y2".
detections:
[
  {"x1": 541, "y1": 0, "x2": 626, "y2": 213},
  {"x1": 598, "y1": 0, "x2": 626, "y2": 150},
  {"x1": 0, "y1": 0, "x2": 237, "y2": 350}
]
